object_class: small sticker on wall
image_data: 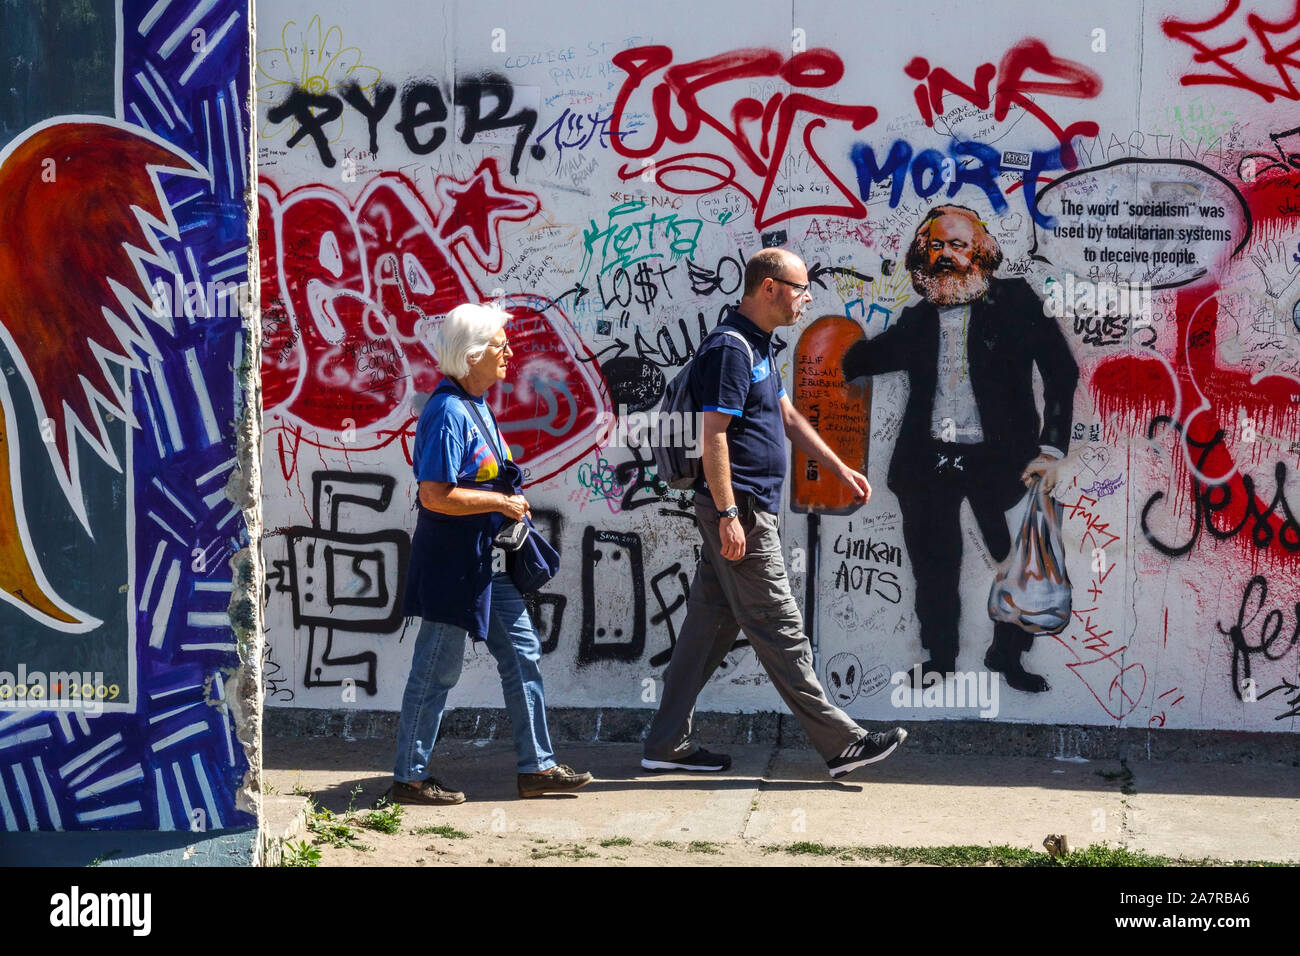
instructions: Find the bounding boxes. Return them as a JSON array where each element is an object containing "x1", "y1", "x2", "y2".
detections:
[{"x1": 1001, "y1": 150, "x2": 1032, "y2": 170}]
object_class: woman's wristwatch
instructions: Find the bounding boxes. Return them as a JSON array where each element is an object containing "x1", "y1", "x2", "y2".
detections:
[{"x1": 719, "y1": 505, "x2": 739, "y2": 519}]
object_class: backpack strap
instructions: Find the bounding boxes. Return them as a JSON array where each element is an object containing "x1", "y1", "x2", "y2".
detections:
[
  {"x1": 706, "y1": 327, "x2": 755, "y2": 369},
  {"x1": 448, "y1": 383, "x2": 508, "y2": 468}
]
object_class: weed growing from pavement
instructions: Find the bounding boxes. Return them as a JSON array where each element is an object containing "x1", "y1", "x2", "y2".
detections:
[
  {"x1": 360, "y1": 799, "x2": 404, "y2": 834},
  {"x1": 1095, "y1": 761, "x2": 1137, "y2": 795},
  {"x1": 412, "y1": 824, "x2": 469, "y2": 839},
  {"x1": 643, "y1": 839, "x2": 721, "y2": 854},
  {"x1": 281, "y1": 840, "x2": 322, "y2": 867},
  {"x1": 304, "y1": 791, "x2": 375, "y2": 851},
  {"x1": 310, "y1": 816, "x2": 370, "y2": 851},
  {"x1": 291, "y1": 781, "x2": 311, "y2": 796},
  {"x1": 530, "y1": 843, "x2": 598, "y2": 860},
  {"x1": 599, "y1": 837, "x2": 633, "y2": 847},
  {"x1": 770, "y1": 842, "x2": 1285, "y2": 866}
]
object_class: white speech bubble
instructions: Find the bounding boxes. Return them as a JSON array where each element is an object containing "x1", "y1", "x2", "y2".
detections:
[{"x1": 1030, "y1": 158, "x2": 1250, "y2": 289}]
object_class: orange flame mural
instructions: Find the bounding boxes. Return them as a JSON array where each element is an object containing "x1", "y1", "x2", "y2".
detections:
[{"x1": 0, "y1": 118, "x2": 207, "y2": 631}]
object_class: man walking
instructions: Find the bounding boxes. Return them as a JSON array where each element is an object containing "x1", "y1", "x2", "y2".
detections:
[
  {"x1": 642, "y1": 248, "x2": 907, "y2": 779},
  {"x1": 841, "y1": 205, "x2": 1078, "y2": 693}
]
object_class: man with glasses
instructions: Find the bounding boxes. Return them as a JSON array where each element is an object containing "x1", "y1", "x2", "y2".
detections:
[{"x1": 642, "y1": 248, "x2": 908, "y2": 779}]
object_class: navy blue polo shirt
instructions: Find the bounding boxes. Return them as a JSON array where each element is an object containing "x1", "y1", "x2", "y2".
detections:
[{"x1": 690, "y1": 307, "x2": 787, "y2": 513}]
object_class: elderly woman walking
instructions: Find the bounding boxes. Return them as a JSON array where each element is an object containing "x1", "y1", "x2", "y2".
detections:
[{"x1": 387, "y1": 302, "x2": 592, "y2": 804}]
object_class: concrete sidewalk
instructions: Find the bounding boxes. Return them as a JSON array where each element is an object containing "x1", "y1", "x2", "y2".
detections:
[{"x1": 262, "y1": 735, "x2": 1300, "y2": 866}]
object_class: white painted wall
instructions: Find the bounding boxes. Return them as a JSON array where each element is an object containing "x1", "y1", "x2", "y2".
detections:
[{"x1": 257, "y1": 0, "x2": 1300, "y2": 731}]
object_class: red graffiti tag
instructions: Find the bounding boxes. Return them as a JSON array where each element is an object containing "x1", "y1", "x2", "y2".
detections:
[
  {"x1": 1047, "y1": 532, "x2": 1157, "y2": 723},
  {"x1": 1089, "y1": 174, "x2": 1300, "y2": 572},
  {"x1": 1063, "y1": 493, "x2": 1123, "y2": 555},
  {"x1": 258, "y1": 161, "x2": 609, "y2": 484},
  {"x1": 905, "y1": 38, "x2": 1102, "y2": 167},
  {"x1": 1091, "y1": 281, "x2": 1300, "y2": 572},
  {"x1": 1149, "y1": 680, "x2": 1185, "y2": 729},
  {"x1": 1053, "y1": 627, "x2": 1148, "y2": 721},
  {"x1": 1163, "y1": 0, "x2": 1300, "y2": 102},
  {"x1": 259, "y1": 170, "x2": 475, "y2": 427},
  {"x1": 609, "y1": 46, "x2": 876, "y2": 229},
  {"x1": 434, "y1": 160, "x2": 539, "y2": 272}
]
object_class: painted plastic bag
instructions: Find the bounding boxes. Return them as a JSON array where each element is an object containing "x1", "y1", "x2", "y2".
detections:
[{"x1": 987, "y1": 477, "x2": 1072, "y2": 634}]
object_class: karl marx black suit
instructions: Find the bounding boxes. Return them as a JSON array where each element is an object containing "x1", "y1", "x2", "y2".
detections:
[{"x1": 841, "y1": 276, "x2": 1078, "y2": 670}]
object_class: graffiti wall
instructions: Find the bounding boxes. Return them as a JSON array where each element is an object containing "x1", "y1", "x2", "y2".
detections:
[
  {"x1": 0, "y1": 0, "x2": 256, "y2": 831},
  {"x1": 258, "y1": 0, "x2": 1300, "y2": 733}
]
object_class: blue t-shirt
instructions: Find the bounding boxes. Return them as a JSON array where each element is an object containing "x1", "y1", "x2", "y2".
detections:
[
  {"x1": 690, "y1": 308, "x2": 787, "y2": 513},
  {"x1": 412, "y1": 385, "x2": 512, "y2": 486}
]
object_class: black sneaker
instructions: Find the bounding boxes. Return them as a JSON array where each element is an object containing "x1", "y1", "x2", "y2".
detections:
[
  {"x1": 827, "y1": 729, "x2": 908, "y2": 779},
  {"x1": 641, "y1": 748, "x2": 732, "y2": 772}
]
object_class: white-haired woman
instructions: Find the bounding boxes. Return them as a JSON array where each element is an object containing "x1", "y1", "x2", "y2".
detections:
[{"x1": 388, "y1": 302, "x2": 592, "y2": 803}]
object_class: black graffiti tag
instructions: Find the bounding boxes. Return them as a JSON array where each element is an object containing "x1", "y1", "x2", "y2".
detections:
[
  {"x1": 1140, "y1": 416, "x2": 1300, "y2": 557},
  {"x1": 267, "y1": 73, "x2": 540, "y2": 175},
  {"x1": 1217, "y1": 574, "x2": 1300, "y2": 703}
]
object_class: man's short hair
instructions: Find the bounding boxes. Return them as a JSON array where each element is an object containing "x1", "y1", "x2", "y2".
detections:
[
  {"x1": 904, "y1": 204, "x2": 1003, "y2": 275},
  {"x1": 743, "y1": 247, "x2": 799, "y2": 297}
]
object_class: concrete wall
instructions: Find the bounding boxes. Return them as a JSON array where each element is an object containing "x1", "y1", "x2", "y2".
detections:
[
  {"x1": 256, "y1": 0, "x2": 1300, "y2": 734},
  {"x1": 0, "y1": 0, "x2": 258, "y2": 834}
]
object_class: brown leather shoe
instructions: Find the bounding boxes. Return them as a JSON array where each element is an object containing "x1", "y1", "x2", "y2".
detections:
[
  {"x1": 386, "y1": 777, "x2": 466, "y2": 806},
  {"x1": 517, "y1": 764, "x2": 593, "y2": 798}
]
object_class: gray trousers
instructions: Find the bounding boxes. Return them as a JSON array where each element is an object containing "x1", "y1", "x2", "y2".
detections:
[{"x1": 644, "y1": 497, "x2": 863, "y2": 762}]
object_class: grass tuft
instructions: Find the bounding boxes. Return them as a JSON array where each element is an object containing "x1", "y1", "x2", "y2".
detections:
[
  {"x1": 771, "y1": 841, "x2": 1284, "y2": 867},
  {"x1": 412, "y1": 824, "x2": 469, "y2": 839},
  {"x1": 687, "y1": 841, "x2": 722, "y2": 854},
  {"x1": 531, "y1": 843, "x2": 598, "y2": 860}
]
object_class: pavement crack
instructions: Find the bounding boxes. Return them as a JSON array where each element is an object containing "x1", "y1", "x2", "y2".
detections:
[{"x1": 739, "y1": 744, "x2": 781, "y2": 844}]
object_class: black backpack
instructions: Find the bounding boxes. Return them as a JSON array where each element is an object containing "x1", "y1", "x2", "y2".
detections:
[{"x1": 650, "y1": 328, "x2": 754, "y2": 490}]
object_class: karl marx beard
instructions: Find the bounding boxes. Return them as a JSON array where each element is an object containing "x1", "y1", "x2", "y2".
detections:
[{"x1": 910, "y1": 252, "x2": 992, "y2": 307}]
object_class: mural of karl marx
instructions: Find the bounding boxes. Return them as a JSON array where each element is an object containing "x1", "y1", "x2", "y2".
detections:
[{"x1": 841, "y1": 205, "x2": 1078, "y2": 693}]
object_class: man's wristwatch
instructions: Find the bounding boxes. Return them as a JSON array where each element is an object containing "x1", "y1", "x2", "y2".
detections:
[{"x1": 719, "y1": 505, "x2": 740, "y2": 519}]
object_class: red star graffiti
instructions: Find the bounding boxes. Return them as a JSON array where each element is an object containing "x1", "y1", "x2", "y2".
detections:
[{"x1": 435, "y1": 158, "x2": 540, "y2": 272}]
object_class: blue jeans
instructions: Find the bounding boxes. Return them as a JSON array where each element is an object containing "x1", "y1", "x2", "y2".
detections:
[{"x1": 394, "y1": 572, "x2": 557, "y2": 778}]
